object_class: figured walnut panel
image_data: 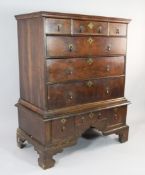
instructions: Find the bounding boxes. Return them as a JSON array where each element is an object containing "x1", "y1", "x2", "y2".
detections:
[
  {"x1": 46, "y1": 36, "x2": 127, "y2": 58},
  {"x1": 46, "y1": 56, "x2": 125, "y2": 83}
]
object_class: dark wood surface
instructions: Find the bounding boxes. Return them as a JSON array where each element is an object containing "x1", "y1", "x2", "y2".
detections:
[
  {"x1": 47, "y1": 77, "x2": 125, "y2": 109},
  {"x1": 45, "y1": 18, "x2": 71, "y2": 34},
  {"x1": 15, "y1": 11, "x2": 131, "y2": 24},
  {"x1": 17, "y1": 17, "x2": 47, "y2": 110},
  {"x1": 16, "y1": 11, "x2": 130, "y2": 169},
  {"x1": 72, "y1": 20, "x2": 108, "y2": 35},
  {"x1": 47, "y1": 56, "x2": 125, "y2": 82},
  {"x1": 46, "y1": 36, "x2": 127, "y2": 58}
]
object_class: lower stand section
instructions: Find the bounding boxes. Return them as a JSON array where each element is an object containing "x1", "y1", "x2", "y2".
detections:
[
  {"x1": 103, "y1": 125, "x2": 129, "y2": 143},
  {"x1": 16, "y1": 128, "x2": 76, "y2": 169},
  {"x1": 117, "y1": 126, "x2": 129, "y2": 143},
  {"x1": 35, "y1": 149, "x2": 55, "y2": 169},
  {"x1": 17, "y1": 125, "x2": 129, "y2": 169}
]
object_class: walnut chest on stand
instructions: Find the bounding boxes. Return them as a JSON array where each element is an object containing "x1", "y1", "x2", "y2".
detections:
[{"x1": 15, "y1": 11, "x2": 131, "y2": 169}]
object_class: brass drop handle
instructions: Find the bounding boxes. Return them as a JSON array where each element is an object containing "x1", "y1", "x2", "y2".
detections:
[
  {"x1": 57, "y1": 24, "x2": 62, "y2": 32},
  {"x1": 61, "y1": 118, "x2": 67, "y2": 132},
  {"x1": 81, "y1": 116, "x2": 85, "y2": 121},
  {"x1": 64, "y1": 67, "x2": 73, "y2": 75},
  {"x1": 114, "y1": 113, "x2": 118, "y2": 120},
  {"x1": 97, "y1": 112, "x2": 102, "y2": 119},
  {"x1": 89, "y1": 112, "x2": 94, "y2": 119},
  {"x1": 86, "y1": 80, "x2": 93, "y2": 87},
  {"x1": 106, "y1": 45, "x2": 111, "y2": 51},
  {"x1": 116, "y1": 28, "x2": 120, "y2": 34},
  {"x1": 88, "y1": 37, "x2": 94, "y2": 45},
  {"x1": 97, "y1": 26, "x2": 102, "y2": 33},
  {"x1": 68, "y1": 92, "x2": 73, "y2": 100},
  {"x1": 106, "y1": 87, "x2": 110, "y2": 94},
  {"x1": 68, "y1": 44, "x2": 73, "y2": 52},
  {"x1": 79, "y1": 25, "x2": 83, "y2": 33},
  {"x1": 61, "y1": 126, "x2": 66, "y2": 132},
  {"x1": 87, "y1": 58, "x2": 94, "y2": 65},
  {"x1": 106, "y1": 65, "x2": 110, "y2": 72}
]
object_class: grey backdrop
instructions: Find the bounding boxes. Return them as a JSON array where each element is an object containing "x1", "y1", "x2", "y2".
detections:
[{"x1": 0, "y1": 0, "x2": 145, "y2": 174}]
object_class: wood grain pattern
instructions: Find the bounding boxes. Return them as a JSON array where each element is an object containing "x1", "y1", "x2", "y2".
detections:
[
  {"x1": 15, "y1": 11, "x2": 131, "y2": 24},
  {"x1": 46, "y1": 36, "x2": 127, "y2": 58},
  {"x1": 47, "y1": 77, "x2": 125, "y2": 109},
  {"x1": 47, "y1": 56, "x2": 125, "y2": 83},
  {"x1": 45, "y1": 18, "x2": 71, "y2": 34},
  {"x1": 109, "y1": 23, "x2": 127, "y2": 36},
  {"x1": 17, "y1": 17, "x2": 47, "y2": 109},
  {"x1": 72, "y1": 20, "x2": 108, "y2": 35}
]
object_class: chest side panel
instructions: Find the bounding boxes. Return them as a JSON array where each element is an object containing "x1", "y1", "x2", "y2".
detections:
[{"x1": 17, "y1": 17, "x2": 47, "y2": 109}]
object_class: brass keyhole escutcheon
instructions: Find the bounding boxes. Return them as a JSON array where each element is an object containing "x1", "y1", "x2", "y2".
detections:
[
  {"x1": 88, "y1": 22, "x2": 94, "y2": 29},
  {"x1": 88, "y1": 37, "x2": 94, "y2": 45},
  {"x1": 87, "y1": 58, "x2": 93, "y2": 65},
  {"x1": 89, "y1": 112, "x2": 94, "y2": 119},
  {"x1": 61, "y1": 118, "x2": 67, "y2": 124},
  {"x1": 86, "y1": 80, "x2": 93, "y2": 88}
]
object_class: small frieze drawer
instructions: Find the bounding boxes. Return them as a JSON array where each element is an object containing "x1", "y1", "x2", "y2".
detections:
[
  {"x1": 72, "y1": 20, "x2": 108, "y2": 35},
  {"x1": 51, "y1": 117, "x2": 74, "y2": 141},
  {"x1": 109, "y1": 23, "x2": 127, "y2": 36},
  {"x1": 106, "y1": 106, "x2": 127, "y2": 128},
  {"x1": 45, "y1": 18, "x2": 71, "y2": 34}
]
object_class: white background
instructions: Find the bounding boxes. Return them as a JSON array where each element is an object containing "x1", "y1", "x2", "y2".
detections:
[{"x1": 0, "y1": 0, "x2": 145, "y2": 174}]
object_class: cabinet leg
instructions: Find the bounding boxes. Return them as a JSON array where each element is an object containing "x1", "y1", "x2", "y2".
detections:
[
  {"x1": 35, "y1": 148, "x2": 55, "y2": 169},
  {"x1": 117, "y1": 126, "x2": 129, "y2": 143},
  {"x1": 17, "y1": 132, "x2": 26, "y2": 149}
]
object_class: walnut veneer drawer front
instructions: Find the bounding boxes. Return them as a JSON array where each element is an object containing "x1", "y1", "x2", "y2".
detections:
[
  {"x1": 47, "y1": 56, "x2": 125, "y2": 82},
  {"x1": 47, "y1": 77, "x2": 125, "y2": 109},
  {"x1": 75, "y1": 111, "x2": 107, "y2": 135},
  {"x1": 72, "y1": 20, "x2": 108, "y2": 35},
  {"x1": 106, "y1": 106, "x2": 127, "y2": 128},
  {"x1": 45, "y1": 18, "x2": 71, "y2": 34},
  {"x1": 52, "y1": 117, "x2": 74, "y2": 141},
  {"x1": 46, "y1": 36, "x2": 126, "y2": 57},
  {"x1": 109, "y1": 23, "x2": 127, "y2": 36}
]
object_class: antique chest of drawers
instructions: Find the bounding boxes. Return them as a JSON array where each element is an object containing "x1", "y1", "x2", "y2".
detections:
[{"x1": 15, "y1": 11, "x2": 131, "y2": 169}]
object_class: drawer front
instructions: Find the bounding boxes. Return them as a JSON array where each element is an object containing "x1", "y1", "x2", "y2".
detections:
[
  {"x1": 52, "y1": 117, "x2": 74, "y2": 141},
  {"x1": 46, "y1": 36, "x2": 126, "y2": 58},
  {"x1": 106, "y1": 106, "x2": 127, "y2": 128},
  {"x1": 47, "y1": 77, "x2": 125, "y2": 109},
  {"x1": 109, "y1": 23, "x2": 127, "y2": 36},
  {"x1": 47, "y1": 56, "x2": 125, "y2": 83},
  {"x1": 75, "y1": 110, "x2": 107, "y2": 135},
  {"x1": 72, "y1": 20, "x2": 108, "y2": 35},
  {"x1": 45, "y1": 18, "x2": 71, "y2": 34}
]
